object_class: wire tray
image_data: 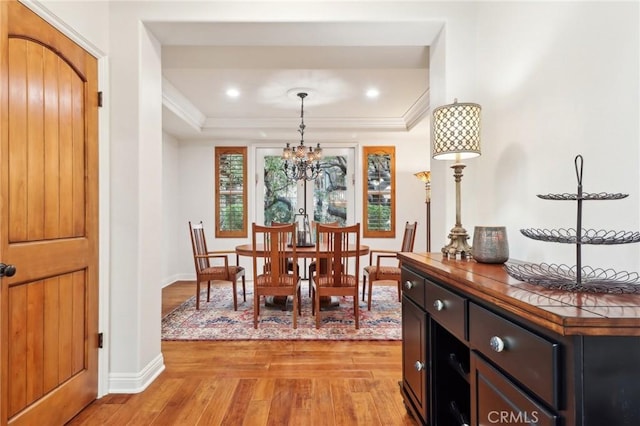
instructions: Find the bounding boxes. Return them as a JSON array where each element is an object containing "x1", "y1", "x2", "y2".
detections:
[
  {"x1": 520, "y1": 228, "x2": 640, "y2": 245},
  {"x1": 505, "y1": 262, "x2": 640, "y2": 294},
  {"x1": 537, "y1": 192, "x2": 628, "y2": 201},
  {"x1": 513, "y1": 155, "x2": 640, "y2": 292}
]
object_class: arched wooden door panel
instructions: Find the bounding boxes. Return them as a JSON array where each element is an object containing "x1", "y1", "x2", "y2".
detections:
[{"x1": 0, "y1": 1, "x2": 99, "y2": 425}]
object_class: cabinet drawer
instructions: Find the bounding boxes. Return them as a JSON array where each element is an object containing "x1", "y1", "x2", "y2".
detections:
[
  {"x1": 472, "y1": 353, "x2": 558, "y2": 426},
  {"x1": 425, "y1": 279, "x2": 467, "y2": 341},
  {"x1": 401, "y1": 267, "x2": 425, "y2": 309},
  {"x1": 469, "y1": 303, "x2": 560, "y2": 408}
]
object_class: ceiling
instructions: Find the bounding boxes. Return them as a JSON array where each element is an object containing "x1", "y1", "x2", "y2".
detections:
[{"x1": 146, "y1": 21, "x2": 443, "y2": 143}]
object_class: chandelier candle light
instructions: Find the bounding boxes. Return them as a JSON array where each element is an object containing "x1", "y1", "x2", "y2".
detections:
[
  {"x1": 282, "y1": 92, "x2": 323, "y2": 182},
  {"x1": 432, "y1": 99, "x2": 481, "y2": 258},
  {"x1": 414, "y1": 170, "x2": 432, "y2": 252}
]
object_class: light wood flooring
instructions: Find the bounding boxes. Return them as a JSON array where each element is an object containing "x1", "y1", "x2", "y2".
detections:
[{"x1": 67, "y1": 281, "x2": 415, "y2": 425}]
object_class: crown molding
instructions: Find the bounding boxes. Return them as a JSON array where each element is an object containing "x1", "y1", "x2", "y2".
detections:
[
  {"x1": 403, "y1": 89, "x2": 430, "y2": 131},
  {"x1": 164, "y1": 114, "x2": 413, "y2": 139},
  {"x1": 162, "y1": 78, "x2": 206, "y2": 131},
  {"x1": 202, "y1": 117, "x2": 407, "y2": 132}
]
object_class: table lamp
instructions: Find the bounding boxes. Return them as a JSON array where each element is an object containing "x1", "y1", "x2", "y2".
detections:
[
  {"x1": 431, "y1": 99, "x2": 481, "y2": 258},
  {"x1": 414, "y1": 170, "x2": 431, "y2": 252}
]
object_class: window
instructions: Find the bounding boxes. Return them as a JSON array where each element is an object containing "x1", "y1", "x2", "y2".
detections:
[
  {"x1": 363, "y1": 146, "x2": 395, "y2": 238},
  {"x1": 257, "y1": 147, "x2": 355, "y2": 227},
  {"x1": 215, "y1": 147, "x2": 247, "y2": 237}
]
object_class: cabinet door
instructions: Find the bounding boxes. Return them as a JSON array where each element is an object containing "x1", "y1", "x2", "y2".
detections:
[
  {"x1": 402, "y1": 296, "x2": 428, "y2": 423},
  {"x1": 471, "y1": 353, "x2": 558, "y2": 426}
]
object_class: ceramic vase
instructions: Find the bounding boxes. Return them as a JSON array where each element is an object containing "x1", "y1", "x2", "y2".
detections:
[{"x1": 472, "y1": 226, "x2": 509, "y2": 264}]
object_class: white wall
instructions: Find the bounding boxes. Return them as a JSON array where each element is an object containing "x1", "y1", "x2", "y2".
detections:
[
  {"x1": 35, "y1": 0, "x2": 639, "y2": 396},
  {"x1": 162, "y1": 132, "x2": 183, "y2": 285},
  {"x1": 177, "y1": 142, "x2": 222, "y2": 277},
  {"x1": 471, "y1": 1, "x2": 640, "y2": 271},
  {"x1": 136, "y1": 22, "x2": 165, "y2": 384}
]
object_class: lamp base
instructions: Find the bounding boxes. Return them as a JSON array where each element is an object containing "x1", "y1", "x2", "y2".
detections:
[{"x1": 441, "y1": 225, "x2": 473, "y2": 259}]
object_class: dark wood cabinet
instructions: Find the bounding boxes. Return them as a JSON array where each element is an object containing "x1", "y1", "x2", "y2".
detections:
[
  {"x1": 471, "y1": 354, "x2": 558, "y2": 426},
  {"x1": 401, "y1": 267, "x2": 471, "y2": 426},
  {"x1": 432, "y1": 321, "x2": 470, "y2": 426},
  {"x1": 399, "y1": 253, "x2": 640, "y2": 426},
  {"x1": 401, "y1": 267, "x2": 428, "y2": 423},
  {"x1": 468, "y1": 302, "x2": 560, "y2": 409},
  {"x1": 402, "y1": 297, "x2": 429, "y2": 423}
]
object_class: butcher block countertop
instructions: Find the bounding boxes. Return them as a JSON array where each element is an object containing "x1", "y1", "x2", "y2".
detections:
[{"x1": 398, "y1": 252, "x2": 640, "y2": 336}]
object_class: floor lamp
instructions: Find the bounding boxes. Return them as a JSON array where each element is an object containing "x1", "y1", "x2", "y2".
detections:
[
  {"x1": 431, "y1": 100, "x2": 481, "y2": 259},
  {"x1": 414, "y1": 171, "x2": 431, "y2": 252}
]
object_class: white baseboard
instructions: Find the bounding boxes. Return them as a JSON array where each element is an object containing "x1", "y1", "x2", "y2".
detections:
[
  {"x1": 162, "y1": 273, "x2": 194, "y2": 287},
  {"x1": 108, "y1": 353, "x2": 165, "y2": 394}
]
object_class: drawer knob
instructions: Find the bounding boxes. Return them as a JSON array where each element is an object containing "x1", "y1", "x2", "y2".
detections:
[
  {"x1": 404, "y1": 280, "x2": 414, "y2": 290},
  {"x1": 489, "y1": 336, "x2": 506, "y2": 352},
  {"x1": 433, "y1": 299, "x2": 445, "y2": 311},
  {"x1": 414, "y1": 361, "x2": 425, "y2": 371}
]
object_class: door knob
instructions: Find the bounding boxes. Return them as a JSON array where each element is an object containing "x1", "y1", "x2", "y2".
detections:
[{"x1": 0, "y1": 263, "x2": 16, "y2": 277}]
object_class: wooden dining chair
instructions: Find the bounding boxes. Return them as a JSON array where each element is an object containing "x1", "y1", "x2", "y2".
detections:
[
  {"x1": 311, "y1": 223, "x2": 361, "y2": 329},
  {"x1": 270, "y1": 220, "x2": 299, "y2": 276},
  {"x1": 308, "y1": 220, "x2": 339, "y2": 295},
  {"x1": 251, "y1": 223, "x2": 302, "y2": 329},
  {"x1": 362, "y1": 221, "x2": 417, "y2": 310},
  {"x1": 188, "y1": 221, "x2": 246, "y2": 310}
]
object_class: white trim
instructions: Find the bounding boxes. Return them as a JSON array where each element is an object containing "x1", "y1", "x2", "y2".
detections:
[
  {"x1": 97, "y1": 56, "x2": 111, "y2": 398},
  {"x1": 162, "y1": 273, "x2": 194, "y2": 288},
  {"x1": 403, "y1": 89, "x2": 430, "y2": 131},
  {"x1": 203, "y1": 116, "x2": 407, "y2": 132},
  {"x1": 108, "y1": 354, "x2": 165, "y2": 394},
  {"x1": 162, "y1": 77, "x2": 206, "y2": 131},
  {"x1": 18, "y1": 0, "x2": 105, "y2": 58}
]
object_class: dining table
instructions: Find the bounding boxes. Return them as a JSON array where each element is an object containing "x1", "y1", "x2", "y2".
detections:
[
  {"x1": 235, "y1": 242, "x2": 370, "y2": 309},
  {"x1": 235, "y1": 242, "x2": 369, "y2": 259}
]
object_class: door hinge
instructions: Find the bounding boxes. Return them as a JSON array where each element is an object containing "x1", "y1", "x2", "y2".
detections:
[
  {"x1": 98, "y1": 332, "x2": 104, "y2": 348},
  {"x1": 98, "y1": 91, "x2": 103, "y2": 107}
]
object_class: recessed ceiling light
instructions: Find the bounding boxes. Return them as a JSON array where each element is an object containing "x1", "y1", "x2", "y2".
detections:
[
  {"x1": 366, "y1": 88, "x2": 380, "y2": 99},
  {"x1": 226, "y1": 88, "x2": 240, "y2": 98}
]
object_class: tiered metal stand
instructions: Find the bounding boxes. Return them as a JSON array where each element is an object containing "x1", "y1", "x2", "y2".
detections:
[{"x1": 505, "y1": 155, "x2": 640, "y2": 293}]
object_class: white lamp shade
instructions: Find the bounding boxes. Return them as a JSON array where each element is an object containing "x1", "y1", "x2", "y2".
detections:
[{"x1": 432, "y1": 101, "x2": 481, "y2": 161}]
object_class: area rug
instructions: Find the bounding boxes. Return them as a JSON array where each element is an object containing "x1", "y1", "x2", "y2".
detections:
[{"x1": 162, "y1": 281, "x2": 401, "y2": 341}]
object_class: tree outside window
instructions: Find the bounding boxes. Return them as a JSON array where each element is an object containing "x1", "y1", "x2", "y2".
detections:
[{"x1": 263, "y1": 155, "x2": 348, "y2": 226}]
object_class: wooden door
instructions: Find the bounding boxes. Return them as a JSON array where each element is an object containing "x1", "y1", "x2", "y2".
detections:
[{"x1": 0, "y1": 1, "x2": 99, "y2": 425}]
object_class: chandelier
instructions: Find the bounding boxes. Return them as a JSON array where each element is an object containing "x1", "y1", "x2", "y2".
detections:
[{"x1": 282, "y1": 92, "x2": 323, "y2": 181}]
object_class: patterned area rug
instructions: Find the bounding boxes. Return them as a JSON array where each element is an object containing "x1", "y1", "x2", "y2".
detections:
[{"x1": 162, "y1": 281, "x2": 401, "y2": 341}]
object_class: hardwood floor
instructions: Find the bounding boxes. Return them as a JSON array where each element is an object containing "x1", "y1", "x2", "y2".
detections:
[{"x1": 67, "y1": 282, "x2": 415, "y2": 425}]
